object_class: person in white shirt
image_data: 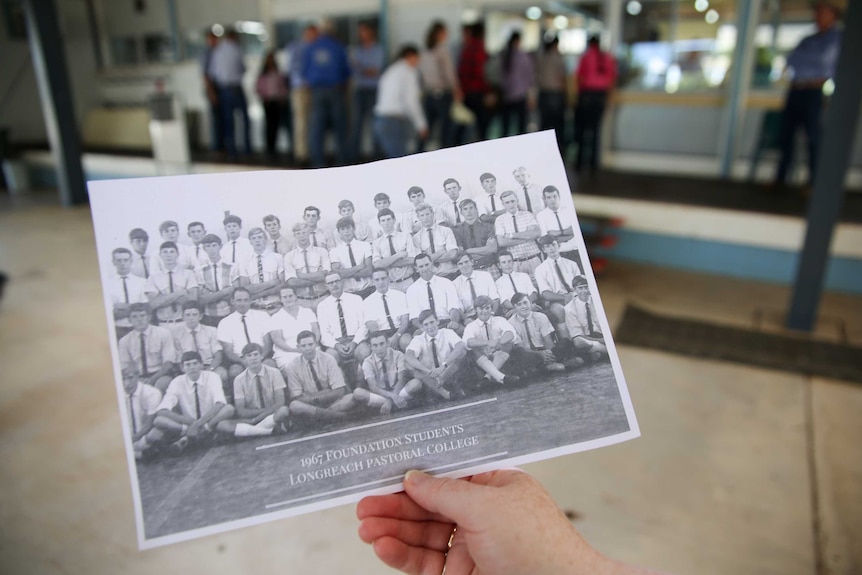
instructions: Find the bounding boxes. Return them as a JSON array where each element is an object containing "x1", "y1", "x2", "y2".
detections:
[
  {"x1": 495, "y1": 250, "x2": 539, "y2": 318},
  {"x1": 238, "y1": 227, "x2": 292, "y2": 314},
  {"x1": 186, "y1": 221, "x2": 211, "y2": 268},
  {"x1": 508, "y1": 292, "x2": 575, "y2": 373},
  {"x1": 401, "y1": 186, "x2": 427, "y2": 235},
  {"x1": 363, "y1": 268, "x2": 413, "y2": 351},
  {"x1": 286, "y1": 331, "x2": 357, "y2": 422},
  {"x1": 121, "y1": 365, "x2": 163, "y2": 460},
  {"x1": 413, "y1": 203, "x2": 459, "y2": 279},
  {"x1": 536, "y1": 185, "x2": 583, "y2": 273},
  {"x1": 209, "y1": 28, "x2": 250, "y2": 158},
  {"x1": 512, "y1": 166, "x2": 546, "y2": 214},
  {"x1": 477, "y1": 172, "x2": 506, "y2": 223},
  {"x1": 435, "y1": 178, "x2": 466, "y2": 228},
  {"x1": 405, "y1": 310, "x2": 468, "y2": 400},
  {"x1": 128, "y1": 228, "x2": 154, "y2": 280},
  {"x1": 368, "y1": 193, "x2": 403, "y2": 238},
  {"x1": 463, "y1": 296, "x2": 521, "y2": 385},
  {"x1": 215, "y1": 343, "x2": 291, "y2": 438},
  {"x1": 303, "y1": 206, "x2": 336, "y2": 250},
  {"x1": 263, "y1": 214, "x2": 293, "y2": 255},
  {"x1": 495, "y1": 191, "x2": 542, "y2": 277},
  {"x1": 371, "y1": 208, "x2": 417, "y2": 292},
  {"x1": 284, "y1": 222, "x2": 331, "y2": 310},
  {"x1": 217, "y1": 287, "x2": 275, "y2": 394},
  {"x1": 269, "y1": 286, "x2": 320, "y2": 378},
  {"x1": 118, "y1": 303, "x2": 179, "y2": 393},
  {"x1": 336, "y1": 200, "x2": 373, "y2": 243},
  {"x1": 151, "y1": 351, "x2": 236, "y2": 454},
  {"x1": 330, "y1": 217, "x2": 374, "y2": 298},
  {"x1": 535, "y1": 236, "x2": 583, "y2": 340},
  {"x1": 173, "y1": 302, "x2": 228, "y2": 385},
  {"x1": 453, "y1": 252, "x2": 500, "y2": 320},
  {"x1": 405, "y1": 254, "x2": 464, "y2": 334},
  {"x1": 196, "y1": 234, "x2": 238, "y2": 327},
  {"x1": 109, "y1": 247, "x2": 148, "y2": 339},
  {"x1": 145, "y1": 242, "x2": 200, "y2": 329},
  {"x1": 564, "y1": 275, "x2": 607, "y2": 362},
  {"x1": 221, "y1": 214, "x2": 253, "y2": 266},
  {"x1": 353, "y1": 331, "x2": 422, "y2": 414},
  {"x1": 157, "y1": 220, "x2": 198, "y2": 271},
  {"x1": 373, "y1": 44, "x2": 427, "y2": 158},
  {"x1": 317, "y1": 273, "x2": 371, "y2": 387}
]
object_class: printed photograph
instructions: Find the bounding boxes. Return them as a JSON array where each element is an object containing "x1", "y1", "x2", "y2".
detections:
[{"x1": 89, "y1": 132, "x2": 639, "y2": 548}]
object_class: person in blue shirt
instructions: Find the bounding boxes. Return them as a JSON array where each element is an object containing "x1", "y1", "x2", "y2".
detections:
[
  {"x1": 348, "y1": 22, "x2": 384, "y2": 162},
  {"x1": 286, "y1": 25, "x2": 318, "y2": 165},
  {"x1": 775, "y1": 0, "x2": 843, "y2": 189},
  {"x1": 301, "y1": 23, "x2": 352, "y2": 168}
]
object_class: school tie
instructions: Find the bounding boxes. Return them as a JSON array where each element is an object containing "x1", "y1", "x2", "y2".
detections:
[
  {"x1": 195, "y1": 244, "x2": 201, "y2": 261},
  {"x1": 468, "y1": 277, "x2": 477, "y2": 304},
  {"x1": 231, "y1": 241, "x2": 237, "y2": 263},
  {"x1": 139, "y1": 332, "x2": 148, "y2": 375},
  {"x1": 122, "y1": 276, "x2": 130, "y2": 303},
  {"x1": 193, "y1": 382, "x2": 201, "y2": 419},
  {"x1": 141, "y1": 256, "x2": 149, "y2": 278},
  {"x1": 523, "y1": 317, "x2": 538, "y2": 350},
  {"x1": 430, "y1": 337, "x2": 440, "y2": 368},
  {"x1": 381, "y1": 357, "x2": 391, "y2": 389},
  {"x1": 585, "y1": 302, "x2": 599, "y2": 337},
  {"x1": 129, "y1": 394, "x2": 137, "y2": 434},
  {"x1": 426, "y1": 282, "x2": 436, "y2": 315},
  {"x1": 312, "y1": 232, "x2": 318, "y2": 247},
  {"x1": 382, "y1": 294, "x2": 395, "y2": 329},
  {"x1": 555, "y1": 260, "x2": 571, "y2": 292},
  {"x1": 427, "y1": 229, "x2": 435, "y2": 254},
  {"x1": 554, "y1": 211, "x2": 564, "y2": 231},
  {"x1": 337, "y1": 298, "x2": 348, "y2": 338},
  {"x1": 255, "y1": 374, "x2": 265, "y2": 406},
  {"x1": 241, "y1": 314, "x2": 251, "y2": 344},
  {"x1": 347, "y1": 243, "x2": 357, "y2": 267},
  {"x1": 302, "y1": 249, "x2": 310, "y2": 273},
  {"x1": 468, "y1": 225, "x2": 476, "y2": 246},
  {"x1": 387, "y1": 235, "x2": 396, "y2": 256},
  {"x1": 213, "y1": 265, "x2": 219, "y2": 290},
  {"x1": 168, "y1": 270, "x2": 177, "y2": 313},
  {"x1": 483, "y1": 322, "x2": 490, "y2": 339},
  {"x1": 191, "y1": 329, "x2": 200, "y2": 354},
  {"x1": 308, "y1": 360, "x2": 322, "y2": 390},
  {"x1": 273, "y1": 239, "x2": 278, "y2": 253},
  {"x1": 453, "y1": 202, "x2": 461, "y2": 224},
  {"x1": 512, "y1": 214, "x2": 519, "y2": 233},
  {"x1": 490, "y1": 195, "x2": 497, "y2": 212},
  {"x1": 508, "y1": 274, "x2": 517, "y2": 293},
  {"x1": 523, "y1": 185, "x2": 533, "y2": 212},
  {"x1": 257, "y1": 255, "x2": 264, "y2": 282}
]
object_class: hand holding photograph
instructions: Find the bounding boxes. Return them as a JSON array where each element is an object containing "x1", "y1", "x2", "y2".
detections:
[{"x1": 89, "y1": 131, "x2": 639, "y2": 548}]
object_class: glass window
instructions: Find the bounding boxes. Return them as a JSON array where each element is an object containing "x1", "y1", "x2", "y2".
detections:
[
  {"x1": 619, "y1": 0, "x2": 738, "y2": 92},
  {"x1": 143, "y1": 33, "x2": 173, "y2": 64},
  {"x1": 751, "y1": 0, "x2": 818, "y2": 90},
  {"x1": 110, "y1": 36, "x2": 139, "y2": 66}
]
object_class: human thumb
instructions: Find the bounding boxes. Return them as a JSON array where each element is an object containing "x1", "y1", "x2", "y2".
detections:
[{"x1": 403, "y1": 470, "x2": 487, "y2": 526}]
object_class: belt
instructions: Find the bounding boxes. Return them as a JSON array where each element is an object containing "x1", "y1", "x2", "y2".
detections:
[{"x1": 513, "y1": 255, "x2": 540, "y2": 263}]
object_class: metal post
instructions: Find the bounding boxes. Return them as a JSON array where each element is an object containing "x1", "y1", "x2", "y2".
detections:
[
  {"x1": 787, "y1": 2, "x2": 862, "y2": 331},
  {"x1": 379, "y1": 0, "x2": 389, "y2": 59},
  {"x1": 21, "y1": 0, "x2": 87, "y2": 206},
  {"x1": 166, "y1": 0, "x2": 180, "y2": 62},
  {"x1": 603, "y1": 0, "x2": 623, "y2": 52}
]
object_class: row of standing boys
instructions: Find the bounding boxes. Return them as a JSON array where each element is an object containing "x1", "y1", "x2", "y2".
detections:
[{"x1": 202, "y1": 21, "x2": 617, "y2": 173}]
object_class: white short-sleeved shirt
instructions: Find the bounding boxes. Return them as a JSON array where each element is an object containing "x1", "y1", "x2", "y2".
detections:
[
  {"x1": 478, "y1": 192, "x2": 504, "y2": 218},
  {"x1": 435, "y1": 199, "x2": 465, "y2": 227},
  {"x1": 308, "y1": 227, "x2": 335, "y2": 250},
  {"x1": 238, "y1": 251, "x2": 293, "y2": 307},
  {"x1": 405, "y1": 275, "x2": 462, "y2": 321},
  {"x1": 130, "y1": 252, "x2": 155, "y2": 279},
  {"x1": 286, "y1": 351, "x2": 346, "y2": 397},
  {"x1": 233, "y1": 365, "x2": 286, "y2": 410},
  {"x1": 329, "y1": 240, "x2": 373, "y2": 293},
  {"x1": 509, "y1": 311, "x2": 555, "y2": 350},
  {"x1": 514, "y1": 182, "x2": 545, "y2": 214},
  {"x1": 221, "y1": 237, "x2": 254, "y2": 266},
  {"x1": 125, "y1": 382, "x2": 163, "y2": 435},
  {"x1": 564, "y1": 297, "x2": 603, "y2": 338},
  {"x1": 362, "y1": 348, "x2": 406, "y2": 391},
  {"x1": 496, "y1": 271, "x2": 537, "y2": 304},
  {"x1": 536, "y1": 207, "x2": 578, "y2": 252},
  {"x1": 195, "y1": 260, "x2": 238, "y2": 318},
  {"x1": 269, "y1": 306, "x2": 318, "y2": 364},
  {"x1": 108, "y1": 273, "x2": 148, "y2": 328},
  {"x1": 535, "y1": 256, "x2": 582, "y2": 296},
  {"x1": 363, "y1": 289, "x2": 409, "y2": 332},
  {"x1": 463, "y1": 316, "x2": 518, "y2": 345},
  {"x1": 406, "y1": 329, "x2": 463, "y2": 370},
  {"x1": 495, "y1": 211, "x2": 541, "y2": 261},
  {"x1": 158, "y1": 371, "x2": 226, "y2": 418},
  {"x1": 173, "y1": 324, "x2": 222, "y2": 367},
  {"x1": 413, "y1": 225, "x2": 458, "y2": 275},
  {"x1": 372, "y1": 232, "x2": 417, "y2": 284},
  {"x1": 452, "y1": 270, "x2": 500, "y2": 316},
  {"x1": 145, "y1": 267, "x2": 199, "y2": 322},
  {"x1": 401, "y1": 208, "x2": 422, "y2": 234},
  {"x1": 217, "y1": 310, "x2": 273, "y2": 356},
  {"x1": 119, "y1": 326, "x2": 179, "y2": 375},
  {"x1": 284, "y1": 246, "x2": 331, "y2": 299},
  {"x1": 317, "y1": 293, "x2": 367, "y2": 348}
]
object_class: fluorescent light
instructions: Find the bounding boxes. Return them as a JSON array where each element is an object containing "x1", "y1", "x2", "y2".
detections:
[
  {"x1": 526, "y1": 6, "x2": 542, "y2": 20},
  {"x1": 695, "y1": 0, "x2": 709, "y2": 13},
  {"x1": 705, "y1": 9, "x2": 719, "y2": 24},
  {"x1": 553, "y1": 15, "x2": 569, "y2": 29},
  {"x1": 626, "y1": 1, "x2": 643, "y2": 16}
]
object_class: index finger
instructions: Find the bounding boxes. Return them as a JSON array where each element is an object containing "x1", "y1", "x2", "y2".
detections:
[{"x1": 356, "y1": 492, "x2": 453, "y2": 524}]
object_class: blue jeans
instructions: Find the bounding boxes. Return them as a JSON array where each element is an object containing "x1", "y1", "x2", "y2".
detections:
[
  {"x1": 418, "y1": 91, "x2": 454, "y2": 151},
  {"x1": 309, "y1": 86, "x2": 348, "y2": 168},
  {"x1": 374, "y1": 116, "x2": 411, "y2": 158},
  {"x1": 218, "y1": 85, "x2": 251, "y2": 157},
  {"x1": 349, "y1": 87, "x2": 377, "y2": 162}
]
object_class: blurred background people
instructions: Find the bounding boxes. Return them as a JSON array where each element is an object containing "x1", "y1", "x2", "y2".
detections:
[
  {"x1": 499, "y1": 31, "x2": 534, "y2": 138},
  {"x1": 256, "y1": 50, "x2": 290, "y2": 159},
  {"x1": 418, "y1": 20, "x2": 461, "y2": 151},
  {"x1": 287, "y1": 24, "x2": 319, "y2": 166},
  {"x1": 200, "y1": 31, "x2": 223, "y2": 154},
  {"x1": 774, "y1": 0, "x2": 843, "y2": 189},
  {"x1": 209, "y1": 28, "x2": 250, "y2": 159},
  {"x1": 457, "y1": 23, "x2": 492, "y2": 143},
  {"x1": 348, "y1": 22, "x2": 384, "y2": 163},
  {"x1": 302, "y1": 22, "x2": 351, "y2": 168},
  {"x1": 537, "y1": 35, "x2": 568, "y2": 154},
  {"x1": 573, "y1": 36, "x2": 617, "y2": 176},
  {"x1": 373, "y1": 45, "x2": 427, "y2": 158}
]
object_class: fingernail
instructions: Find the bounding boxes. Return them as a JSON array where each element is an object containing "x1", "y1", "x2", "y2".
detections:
[{"x1": 405, "y1": 469, "x2": 428, "y2": 485}]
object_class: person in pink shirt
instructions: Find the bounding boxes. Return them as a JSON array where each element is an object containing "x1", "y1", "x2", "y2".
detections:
[
  {"x1": 256, "y1": 50, "x2": 290, "y2": 158},
  {"x1": 574, "y1": 36, "x2": 617, "y2": 175}
]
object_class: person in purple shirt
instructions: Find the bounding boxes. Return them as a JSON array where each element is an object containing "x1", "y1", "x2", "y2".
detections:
[
  {"x1": 301, "y1": 23, "x2": 352, "y2": 168},
  {"x1": 348, "y1": 22, "x2": 384, "y2": 162},
  {"x1": 775, "y1": 0, "x2": 843, "y2": 189},
  {"x1": 500, "y1": 31, "x2": 534, "y2": 137}
]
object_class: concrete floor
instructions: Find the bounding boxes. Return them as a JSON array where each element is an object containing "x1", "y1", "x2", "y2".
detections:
[{"x1": 1, "y1": 197, "x2": 861, "y2": 574}]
